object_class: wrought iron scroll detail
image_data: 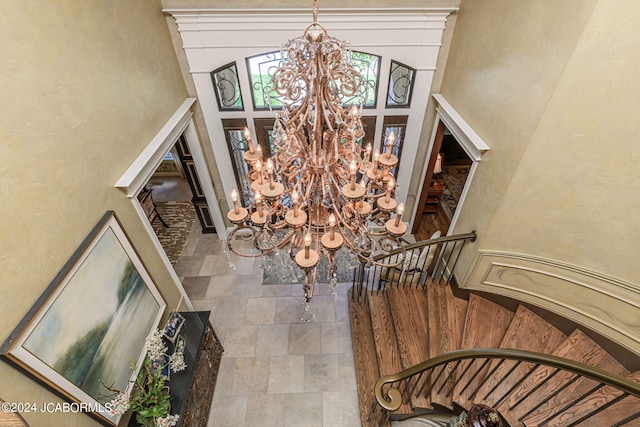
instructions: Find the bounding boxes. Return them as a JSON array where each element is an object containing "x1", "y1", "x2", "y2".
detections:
[
  {"x1": 386, "y1": 60, "x2": 416, "y2": 108},
  {"x1": 246, "y1": 51, "x2": 284, "y2": 110},
  {"x1": 211, "y1": 62, "x2": 243, "y2": 111}
]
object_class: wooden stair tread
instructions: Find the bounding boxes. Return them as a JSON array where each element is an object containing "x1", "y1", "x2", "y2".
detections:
[
  {"x1": 427, "y1": 280, "x2": 457, "y2": 357},
  {"x1": 387, "y1": 285, "x2": 432, "y2": 410},
  {"x1": 450, "y1": 291, "x2": 468, "y2": 356},
  {"x1": 499, "y1": 329, "x2": 629, "y2": 423},
  {"x1": 473, "y1": 305, "x2": 567, "y2": 407},
  {"x1": 573, "y1": 392, "x2": 640, "y2": 426},
  {"x1": 453, "y1": 294, "x2": 514, "y2": 409},
  {"x1": 368, "y1": 291, "x2": 414, "y2": 415},
  {"x1": 349, "y1": 295, "x2": 382, "y2": 427},
  {"x1": 536, "y1": 370, "x2": 640, "y2": 427},
  {"x1": 369, "y1": 291, "x2": 405, "y2": 376},
  {"x1": 349, "y1": 275, "x2": 640, "y2": 427},
  {"x1": 387, "y1": 286, "x2": 429, "y2": 368},
  {"x1": 427, "y1": 280, "x2": 467, "y2": 409},
  {"x1": 526, "y1": 352, "x2": 629, "y2": 425}
]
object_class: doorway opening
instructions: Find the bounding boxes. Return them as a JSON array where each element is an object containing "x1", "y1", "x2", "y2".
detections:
[
  {"x1": 412, "y1": 120, "x2": 472, "y2": 240},
  {"x1": 139, "y1": 135, "x2": 216, "y2": 265},
  {"x1": 439, "y1": 128, "x2": 473, "y2": 220}
]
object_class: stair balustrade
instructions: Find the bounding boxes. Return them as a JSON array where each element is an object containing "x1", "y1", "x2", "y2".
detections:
[
  {"x1": 350, "y1": 231, "x2": 477, "y2": 303},
  {"x1": 371, "y1": 348, "x2": 640, "y2": 427},
  {"x1": 348, "y1": 231, "x2": 640, "y2": 427}
]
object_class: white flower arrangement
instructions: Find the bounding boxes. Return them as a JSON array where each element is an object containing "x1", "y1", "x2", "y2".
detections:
[
  {"x1": 108, "y1": 391, "x2": 130, "y2": 417},
  {"x1": 156, "y1": 414, "x2": 180, "y2": 427},
  {"x1": 145, "y1": 329, "x2": 168, "y2": 361},
  {"x1": 169, "y1": 351, "x2": 187, "y2": 373}
]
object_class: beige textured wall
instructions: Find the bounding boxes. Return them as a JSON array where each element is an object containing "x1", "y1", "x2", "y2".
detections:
[
  {"x1": 481, "y1": 0, "x2": 640, "y2": 281},
  {"x1": 441, "y1": 0, "x2": 640, "y2": 347},
  {"x1": 438, "y1": 0, "x2": 597, "y2": 263},
  {"x1": 0, "y1": 1, "x2": 187, "y2": 425}
]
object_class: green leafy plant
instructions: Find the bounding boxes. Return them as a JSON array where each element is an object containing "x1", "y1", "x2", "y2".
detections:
[
  {"x1": 103, "y1": 329, "x2": 182, "y2": 427},
  {"x1": 127, "y1": 356, "x2": 171, "y2": 427}
]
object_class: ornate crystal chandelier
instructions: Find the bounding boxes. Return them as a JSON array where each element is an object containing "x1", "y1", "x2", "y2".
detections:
[{"x1": 226, "y1": 0, "x2": 406, "y2": 315}]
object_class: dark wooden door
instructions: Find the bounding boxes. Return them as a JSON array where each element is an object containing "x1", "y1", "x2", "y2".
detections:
[{"x1": 175, "y1": 135, "x2": 216, "y2": 234}]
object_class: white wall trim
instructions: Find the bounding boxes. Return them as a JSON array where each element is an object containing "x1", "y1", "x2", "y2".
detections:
[
  {"x1": 446, "y1": 161, "x2": 479, "y2": 233},
  {"x1": 410, "y1": 95, "x2": 490, "y2": 232},
  {"x1": 115, "y1": 98, "x2": 196, "y2": 197},
  {"x1": 462, "y1": 250, "x2": 640, "y2": 353},
  {"x1": 164, "y1": 7, "x2": 458, "y2": 15},
  {"x1": 183, "y1": 120, "x2": 227, "y2": 240},
  {"x1": 432, "y1": 94, "x2": 489, "y2": 161},
  {"x1": 130, "y1": 200, "x2": 195, "y2": 311},
  {"x1": 114, "y1": 97, "x2": 225, "y2": 312}
]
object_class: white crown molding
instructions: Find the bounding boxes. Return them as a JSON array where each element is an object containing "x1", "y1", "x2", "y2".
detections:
[
  {"x1": 115, "y1": 98, "x2": 196, "y2": 197},
  {"x1": 165, "y1": 8, "x2": 453, "y2": 41},
  {"x1": 163, "y1": 7, "x2": 458, "y2": 15},
  {"x1": 181, "y1": 42, "x2": 443, "y2": 49}
]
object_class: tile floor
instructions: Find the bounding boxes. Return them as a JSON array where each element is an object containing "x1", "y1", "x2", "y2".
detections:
[{"x1": 173, "y1": 221, "x2": 361, "y2": 427}]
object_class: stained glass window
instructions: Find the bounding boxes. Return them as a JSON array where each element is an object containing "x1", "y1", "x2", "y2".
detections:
[{"x1": 246, "y1": 50, "x2": 381, "y2": 110}]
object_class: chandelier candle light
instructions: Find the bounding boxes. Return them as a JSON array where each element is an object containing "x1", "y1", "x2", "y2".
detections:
[{"x1": 226, "y1": 0, "x2": 408, "y2": 318}]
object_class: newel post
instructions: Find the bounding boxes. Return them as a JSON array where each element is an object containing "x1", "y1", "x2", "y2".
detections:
[{"x1": 467, "y1": 404, "x2": 501, "y2": 427}]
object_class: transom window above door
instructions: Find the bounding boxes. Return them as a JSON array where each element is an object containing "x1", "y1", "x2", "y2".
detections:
[{"x1": 244, "y1": 50, "x2": 381, "y2": 110}]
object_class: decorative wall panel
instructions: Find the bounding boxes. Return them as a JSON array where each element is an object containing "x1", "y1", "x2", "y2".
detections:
[{"x1": 463, "y1": 250, "x2": 640, "y2": 353}]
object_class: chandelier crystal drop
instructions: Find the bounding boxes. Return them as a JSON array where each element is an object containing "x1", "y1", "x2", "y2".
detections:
[{"x1": 226, "y1": 0, "x2": 407, "y2": 316}]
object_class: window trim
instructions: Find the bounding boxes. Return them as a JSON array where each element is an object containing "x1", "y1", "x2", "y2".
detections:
[
  {"x1": 211, "y1": 61, "x2": 244, "y2": 112},
  {"x1": 386, "y1": 60, "x2": 416, "y2": 109}
]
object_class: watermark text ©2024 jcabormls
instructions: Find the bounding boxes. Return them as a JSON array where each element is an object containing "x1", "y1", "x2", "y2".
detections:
[{"x1": 2, "y1": 401, "x2": 113, "y2": 414}]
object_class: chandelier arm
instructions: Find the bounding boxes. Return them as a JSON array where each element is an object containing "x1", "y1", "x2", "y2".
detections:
[
  {"x1": 293, "y1": 129, "x2": 307, "y2": 153},
  {"x1": 320, "y1": 85, "x2": 340, "y2": 132},
  {"x1": 303, "y1": 173, "x2": 316, "y2": 202},
  {"x1": 326, "y1": 189, "x2": 359, "y2": 240},
  {"x1": 280, "y1": 158, "x2": 300, "y2": 189},
  {"x1": 341, "y1": 222, "x2": 374, "y2": 259},
  {"x1": 227, "y1": 226, "x2": 276, "y2": 258},
  {"x1": 276, "y1": 228, "x2": 298, "y2": 250},
  {"x1": 271, "y1": 219, "x2": 290, "y2": 230},
  {"x1": 330, "y1": 168, "x2": 348, "y2": 191},
  {"x1": 336, "y1": 68, "x2": 363, "y2": 98}
]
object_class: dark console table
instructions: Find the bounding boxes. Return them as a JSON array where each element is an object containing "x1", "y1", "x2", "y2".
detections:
[{"x1": 128, "y1": 311, "x2": 223, "y2": 427}]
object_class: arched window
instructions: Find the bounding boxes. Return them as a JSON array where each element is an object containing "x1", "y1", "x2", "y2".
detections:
[{"x1": 244, "y1": 50, "x2": 381, "y2": 110}]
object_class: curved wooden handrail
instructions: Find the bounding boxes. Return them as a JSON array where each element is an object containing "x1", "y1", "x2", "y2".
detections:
[
  {"x1": 374, "y1": 347, "x2": 640, "y2": 412},
  {"x1": 363, "y1": 230, "x2": 477, "y2": 264}
]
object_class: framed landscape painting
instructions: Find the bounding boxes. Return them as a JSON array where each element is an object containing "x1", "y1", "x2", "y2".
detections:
[{"x1": 0, "y1": 211, "x2": 166, "y2": 426}]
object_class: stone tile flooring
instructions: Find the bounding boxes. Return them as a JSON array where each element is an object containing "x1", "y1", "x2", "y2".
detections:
[{"x1": 174, "y1": 222, "x2": 361, "y2": 427}]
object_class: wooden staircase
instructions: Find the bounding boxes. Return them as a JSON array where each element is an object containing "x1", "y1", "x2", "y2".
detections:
[{"x1": 349, "y1": 278, "x2": 640, "y2": 426}]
